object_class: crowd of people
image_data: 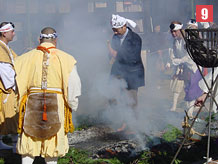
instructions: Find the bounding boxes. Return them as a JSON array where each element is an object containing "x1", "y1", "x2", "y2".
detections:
[
  {"x1": 146, "y1": 19, "x2": 218, "y2": 119},
  {"x1": 0, "y1": 15, "x2": 217, "y2": 164}
]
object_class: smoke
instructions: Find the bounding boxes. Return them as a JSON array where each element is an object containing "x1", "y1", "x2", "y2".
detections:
[
  {"x1": 56, "y1": 2, "x2": 112, "y2": 118},
  {"x1": 56, "y1": 4, "x2": 184, "y2": 141},
  {"x1": 1, "y1": 0, "x2": 216, "y2": 146}
]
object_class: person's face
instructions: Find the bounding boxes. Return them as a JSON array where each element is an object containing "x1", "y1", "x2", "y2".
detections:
[
  {"x1": 3, "y1": 30, "x2": 15, "y2": 42},
  {"x1": 189, "y1": 25, "x2": 198, "y2": 29},
  {"x1": 112, "y1": 25, "x2": 126, "y2": 36},
  {"x1": 171, "y1": 29, "x2": 182, "y2": 39},
  {"x1": 154, "y1": 25, "x2": 160, "y2": 33}
]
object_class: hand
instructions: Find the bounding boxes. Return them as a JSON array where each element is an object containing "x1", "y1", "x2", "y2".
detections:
[
  {"x1": 195, "y1": 93, "x2": 207, "y2": 107},
  {"x1": 166, "y1": 63, "x2": 170, "y2": 69}
]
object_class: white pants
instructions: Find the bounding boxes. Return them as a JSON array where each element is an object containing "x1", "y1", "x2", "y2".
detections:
[{"x1": 22, "y1": 156, "x2": 58, "y2": 164}]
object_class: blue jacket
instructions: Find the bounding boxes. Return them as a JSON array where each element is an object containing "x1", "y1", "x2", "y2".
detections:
[{"x1": 110, "y1": 28, "x2": 145, "y2": 90}]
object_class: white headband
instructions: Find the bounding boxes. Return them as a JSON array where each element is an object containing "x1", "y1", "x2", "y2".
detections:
[
  {"x1": 170, "y1": 23, "x2": 183, "y2": 31},
  {"x1": 187, "y1": 20, "x2": 198, "y2": 27},
  {"x1": 40, "y1": 33, "x2": 58, "y2": 39},
  {"x1": 111, "y1": 14, "x2": 137, "y2": 29},
  {"x1": 0, "y1": 23, "x2": 14, "y2": 33}
]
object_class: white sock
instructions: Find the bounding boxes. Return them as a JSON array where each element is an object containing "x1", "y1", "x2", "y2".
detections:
[
  {"x1": 22, "y1": 156, "x2": 34, "y2": 164},
  {"x1": 45, "y1": 157, "x2": 58, "y2": 164},
  {"x1": 171, "y1": 93, "x2": 180, "y2": 111}
]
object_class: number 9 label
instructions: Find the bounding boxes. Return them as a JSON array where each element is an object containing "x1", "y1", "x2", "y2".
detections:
[{"x1": 196, "y1": 5, "x2": 213, "y2": 22}]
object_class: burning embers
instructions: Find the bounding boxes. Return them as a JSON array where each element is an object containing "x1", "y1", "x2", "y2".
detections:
[
  {"x1": 68, "y1": 125, "x2": 149, "y2": 162},
  {"x1": 93, "y1": 140, "x2": 143, "y2": 162}
]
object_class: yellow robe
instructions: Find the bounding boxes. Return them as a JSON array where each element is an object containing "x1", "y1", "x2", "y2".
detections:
[
  {"x1": 0, "y1": 41, "x2": 18, "y2": 135},
  {"x1": 15, "y1": 42, "x2": 76, "y2": 157}
]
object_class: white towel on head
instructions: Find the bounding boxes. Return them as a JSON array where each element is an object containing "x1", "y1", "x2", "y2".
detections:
[
  {"x1": 126, "y1": 18, "x2": 137, "y2": 28},
  {"x1": 187, "y1": 19, "x2": 198, "y2": 27},
  {"x1": 111, "y1": 14, "x2": 136, "y2": 29},
  {"x1": 0, "y1": 23, "x2": 14, "y2": 32}
]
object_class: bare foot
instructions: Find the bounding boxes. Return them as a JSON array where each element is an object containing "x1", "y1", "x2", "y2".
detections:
[{"x1": 116, "y1": 123, "x2": 127, "y2": 132}]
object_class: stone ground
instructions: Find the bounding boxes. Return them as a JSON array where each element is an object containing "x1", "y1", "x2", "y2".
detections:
[
  {"x1": 2, "y1": 126, "x2": 218, "y2": 164},
  {"x1": 0, "y1": 71, "x2": 214, "y2": 164}
]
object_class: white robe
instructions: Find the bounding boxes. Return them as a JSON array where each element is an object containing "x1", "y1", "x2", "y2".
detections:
[{"x1": 199, "y1": 68, "x2": 218, "y2": 113}]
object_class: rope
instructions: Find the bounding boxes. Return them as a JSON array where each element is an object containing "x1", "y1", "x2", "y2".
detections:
[
  {"x1": 37, "y1": 46, "x2": 56, "y2": 54},
  {"x1": 37, "y1": 45, "x2": 56, "y2": 121},
  {"x1": 42, "y1": 90, "x2": 47, "y2": 121},
  {"x1": 17, "y1": 93, "x2": 28, "y2": 134},
  {"x1": 182, "y1": 118, "x2": 206, "y2": 137}
]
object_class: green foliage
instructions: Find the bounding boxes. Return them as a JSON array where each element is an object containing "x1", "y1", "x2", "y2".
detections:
[
  {"x1": 59, "y1": 123, "x2": 184, "y2": 164},
  {"x1": 0, "y1": 158, "x2": 4, "y2": 164},
  {"x1": 58, "y1": 158, "x2": 70, "y2": 164},
  {"x1": 58, "y1": 147, "x2": 183, "y2": 164},
  {"x1": 149, "y1": 150, "x2": 182, "y2": 164},
  {"x1": 174, "y1": 159, "x2": 182, "y2": 164},
  {"x1": 58, "y1": 147, "x2": 123, "y2": 164},
  {"x1": 134, "y1": 151, "x2": 151, "y2": 164},
  {"x1": 75, "y1": 125, "x2": 89, "y2": 131},
  {"x1": 91, "y1": 158, "x2": 122, "y2": 164},
  {"x1": 205, "y1": 113, "x2": 217, "y2": 122},
  {"x1": 131, "y1": 151, "x2": 180, "y2": 164},
  {"x1": 162, "y1": 125, "x2": 182, "y2": 142}
]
